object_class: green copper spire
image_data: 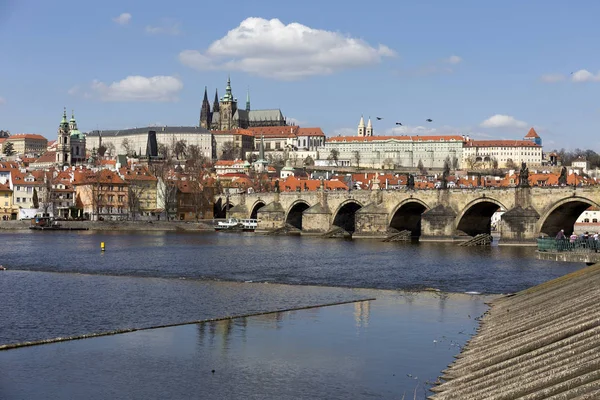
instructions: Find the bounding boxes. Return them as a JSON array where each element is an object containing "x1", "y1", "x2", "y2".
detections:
[
  {"x1": 246, "y1": 86, "x2": 250, "y2": 111},
  {"x1": 222, "y1": 75, "x2": 234, "y2": 102},
  {"x1": 70, "y1": 109, "x2": 76, "y2": 122},
  {"x1": 61, "y1": 107, "x2": 68, "y2": 124}
]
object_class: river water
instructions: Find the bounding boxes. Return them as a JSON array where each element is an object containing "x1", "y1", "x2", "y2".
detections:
[{"x1": 0, "y1": 231, "x2": 583, "y2": 399}]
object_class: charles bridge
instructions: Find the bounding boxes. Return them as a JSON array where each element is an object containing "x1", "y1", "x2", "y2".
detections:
[{"x1": 214, "y1": 183, "x2": 600, "y2": 245}]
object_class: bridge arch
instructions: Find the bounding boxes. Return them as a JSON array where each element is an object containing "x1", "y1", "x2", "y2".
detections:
[
  {"x1": 250, "y1": 200, "x2": 266, "y2": 219},
  {"x1": 332, "y1": 199, "x2": 364, "y2": 233},
  {"x1": 538, "y1": 196, "x2": 600, "y2": 237},
  {"x1": 456, "y1": 197, "x2": 507, "y2": 237},
  {"x1": 213, "y1": 198, "x2": 234, "y2": 219},
  {"x1": 285, "y1": 200, "x2": 311, "y2": 230},
  {"x1": 388, "y1": 199, "x2": 430, "y2": 237}
]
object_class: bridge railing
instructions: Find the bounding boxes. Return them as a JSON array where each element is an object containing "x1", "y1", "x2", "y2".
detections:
[{"x1": 537, "y1": 237, "x2": 600, "y2": 253}]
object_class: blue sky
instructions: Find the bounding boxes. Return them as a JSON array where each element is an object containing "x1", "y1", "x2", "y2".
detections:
[{"x1": 1, "y1": 0, "x2": 600, "y2": 151}]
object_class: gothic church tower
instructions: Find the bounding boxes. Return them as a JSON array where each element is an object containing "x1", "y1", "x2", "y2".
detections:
[
  {"x1": 219, "y1": 76, "x2": 238, "y2": 130},
  {"x1": 199, "y1": 86, "x2": 212, "y2": 129},
  {"x1": 357, "y1": 116, "x2": 366, "y2": 137},
  {"x1": 56, "y1": 108, "x2": 71, "y2": 166}
]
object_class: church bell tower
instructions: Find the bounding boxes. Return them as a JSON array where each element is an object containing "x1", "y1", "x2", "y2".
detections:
[{"x1": 56, "y1": 107, "x2": 71, "y2": 167}]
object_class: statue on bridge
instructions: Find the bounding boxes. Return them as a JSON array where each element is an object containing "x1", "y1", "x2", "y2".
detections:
[
  {"x1": 440, "y1": 161, "x2": 450, "y2": 189},
  {"x1": 558, "y1": 166, "x2": 568, "y2": 186},
  {"x1": 518, "y1": 162, "x2": 530, "y2": 188},
  {"x1": 407, "y1": 174, "x2": 415, "y2": 190},
  {"x1": 274, "y1": 179, "x2": 280, "y2": 193}
]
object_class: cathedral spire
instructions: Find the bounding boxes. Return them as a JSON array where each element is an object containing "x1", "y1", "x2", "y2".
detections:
[
  {"x1": 222, "y1": 75, "x2": 234, "y2": 102},
  {"x1": 61, "y1": 107, "x2": 68, "y2": 125},
  {"x1": 246, "y1": 86, "x2": 251, "y2": 111},
  {"x1": 213, "y1": 88, "x2": 220, "y2": 113},
  {"x1": 200, "y1": 86, "x2": 212, "y2": 129}
]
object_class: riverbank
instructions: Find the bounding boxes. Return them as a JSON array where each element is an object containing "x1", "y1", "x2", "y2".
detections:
[
  {"x1": 430, "y1": 262, "x2": 600, "y2": 399},
  {"x1": 0, "y1": 220, "x2": 215, "y2": 231}
]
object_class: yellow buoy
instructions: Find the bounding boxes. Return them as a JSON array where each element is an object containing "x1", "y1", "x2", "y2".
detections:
[{"x1": 101, "y1": 242, "x2": 105, "y2": 251}]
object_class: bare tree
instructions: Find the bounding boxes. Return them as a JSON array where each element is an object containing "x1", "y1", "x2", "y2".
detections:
[
  {"x1": 105, "y1": 142, "x2": 116, "y2": 157},
  {"x1": 465, "y1": 156, "x2": 478, "y2": 170},
  {"x1": 97, "y1": 144, "x2": 107, "y2": 157},
  {"x1": 127, "y1": 183, "x2": 145, "y2": 221},
  {"x1": 173, "y1": 140, "x2": 187, "y2": 160},
  {"x1": 506, "y1": 158, "x2": 517, "y2": 169},
  {"x1": 221, "y1": 141, "x2": 236, "y2": 160},
  {"x1": 327, "y1": 149, "x2": 339, "y2": 166},
  {"x1": 121, "y1": 138, "x2": 132, "y2": 156},
  {"x1": 303, "y1": 155, "x2": 315, "y2": 166},
  {"x1": 39, "y1": 172, "x2": 54, "y2": 216},
  {"x1": 452, "y1": 156, "x2": 459, "y2": 170},
  {"x1": 417, "y1": 159, "x2": 426, "y2": 175},
  {"x1": 353, "y1": 151, "x2": 361, "y2": 168},
  {"x1": 157, "y1": 143, "x2": 170, "y2": 159},
  {"x1": 150, "y1": 161, "x2": 178, "y2": 221}
]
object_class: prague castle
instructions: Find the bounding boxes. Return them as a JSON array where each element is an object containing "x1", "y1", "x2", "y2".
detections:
[{"x1": 200, "y1": 76, "x2": 287, "y2": 130}]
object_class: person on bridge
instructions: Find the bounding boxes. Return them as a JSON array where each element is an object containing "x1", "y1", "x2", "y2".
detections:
[{"x1": 556, "y1": 229, "x2": 565, "y2": 240}]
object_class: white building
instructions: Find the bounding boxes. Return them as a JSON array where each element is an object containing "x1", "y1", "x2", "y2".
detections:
[
  {"x1": 319, "y1": 135, "x2": 465, "y2": 169},
  {"x1": 86, "y1": 126, "x2": 213, "y2": 159},
  {"x1": 462, "y1": 128, "x2": 543, "y2": 169}
]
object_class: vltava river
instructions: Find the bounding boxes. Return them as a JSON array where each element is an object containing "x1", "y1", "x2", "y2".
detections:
[{"x1": 0, "y1": 231, "x2": 583, "y2": 399}]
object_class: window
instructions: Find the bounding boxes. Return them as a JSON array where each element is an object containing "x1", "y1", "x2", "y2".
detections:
[{"x1": 593, "y1": 219, "x2": 598, "y2": 223}]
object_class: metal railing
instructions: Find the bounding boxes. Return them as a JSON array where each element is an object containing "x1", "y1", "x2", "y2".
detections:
[{"x1": 537, "y1": 237, "x2": 600, "y2": 253}]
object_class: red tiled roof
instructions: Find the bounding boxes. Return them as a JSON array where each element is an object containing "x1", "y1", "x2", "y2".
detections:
[
  {"x1": 297, "y1": 127, "x2": 325, "y2": 137},
  {"x1": 33, "y1": 151, "x2": 57, "y2": 164},
  {"x1": 247, "y1": 126, "x2": 299, "y2": 137},
  {"x1": 7, "y1": 134, "x2": 48, "y2": 141},
  {"x1": 327, "y1": 135, "x2": 465, "y2": 143},
  {"x1": 464, "y1": 140, "x2": 541, "y2": 148},
  {"x1": 525, "y1": 127, "x2": 540, "y2": 138}
]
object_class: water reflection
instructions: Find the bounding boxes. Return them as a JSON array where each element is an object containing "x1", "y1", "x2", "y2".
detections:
[{"x1": 0, "y1": 292, "x2": 492, "y2": 400}]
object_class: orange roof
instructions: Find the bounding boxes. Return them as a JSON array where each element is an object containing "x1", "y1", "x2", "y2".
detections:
[
  {"x1": 7, "y1": 134, "x2": 48, "y2": 141},
  {"x1": 0, "y1": 181, "x2": 11, "y2": 191},
  {"x1": 72, "y1": 169, "x2": 127, "y2": 185},
  {"x1": 119, "y1": 165, "x2": 157, "y2": 182},
  {"x1": 247, "y1": 126, "x2": 299, "y2": 137},
  {"x1": 464, "y1": 140, "x2": 541, "y2": 148},
  {"x1": 212, "y1": 129, "x2": 254, "y2": 137},
  {"x1": 33, "y1": 151, "x2": 57, "y2": 164},
  {"x1": 297, "y1": 127, "x2": 325, "y2": 137},
  {"x1": 327, "y1": 135, "x2": 465, "y2": 143},
  {"x1": 215, "y1": 159, "x2": 246, "y2": 167},
  {"x1": 525, "y1": 127, "x2": 540, "y2": 138}
]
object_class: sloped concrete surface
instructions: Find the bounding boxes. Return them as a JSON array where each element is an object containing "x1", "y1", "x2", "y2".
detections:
[{"x1": 430, "y1": 263, "x2": 600, "y2": 399}]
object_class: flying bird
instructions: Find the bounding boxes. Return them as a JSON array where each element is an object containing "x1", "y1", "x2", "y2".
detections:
[
  {"x1": 426, "y1": 119, "x2": 433, "y2": 122},
  {"x1": 376, "y1": 117, "x2": 383, "y2": 120},
  {"x1": 396, "y1": 122, "x2": 403, "y2": 126}
]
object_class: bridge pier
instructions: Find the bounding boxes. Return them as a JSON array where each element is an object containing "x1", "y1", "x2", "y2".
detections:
[
  {"x1": 354, "y1": 203, "x2": 389, "y2": 239},
  {"x1": 301, "y1": 203, "x2": 332, "y2": 235},
  {"x1": 420, "y1": 205, "x2": 458, "y2": 242},
  {"x1": 256, "y1": 193, "x2": 286, "y2": 232},
  {"x1": 498, "y1": 206, "x2": 540, "y2": 246}
]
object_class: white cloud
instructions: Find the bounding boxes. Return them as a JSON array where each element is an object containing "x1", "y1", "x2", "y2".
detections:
[
  {"x1": 480, "y1": 114, "x2": 528, "y2": 129},
  {"x1": 540, "y1": 73, "x2": 565, "y2": 83},
  {"x1": 67, "y1": 86, "x2": 79, "y2": 95},
  {"x1": 90, "y1": 75, "x2": 183, "y2": 102},
  {"x1": 571, "y1": 69, "x2": 600, "y2": 83},
  {"x1": 113, "y1": 13, "x2": 132, "y2": 25},
  {"x1": 145, "y1": 19, "x2": 181, "y2": 35},
  {"x1": 444, "y1": 55, "x2": 462, "y2": 65},
  {"x1": 179, "y1": 17, "x2": 396, "y2": 80}
]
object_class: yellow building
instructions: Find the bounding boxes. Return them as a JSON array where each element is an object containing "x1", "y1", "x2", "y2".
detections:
[
  {"x1": 0, "y1": 180, "x2": 17, "y2": 220},
  {"x1": 6, "y1": 134, "x2": 49, "y2": 155}
]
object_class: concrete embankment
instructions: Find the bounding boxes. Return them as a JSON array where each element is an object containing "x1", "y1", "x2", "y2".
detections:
[
  {"x1": 430, "y1": 263, "x2": 600, "y2": 399},
  {"x1": 0, "y1": 220, "x2": 215, "y2": 232}
]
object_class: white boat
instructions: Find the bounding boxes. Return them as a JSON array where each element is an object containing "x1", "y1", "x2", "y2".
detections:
[
  {"x1": 214, "y1": 218, "x2": 258, "y2": 232},
  {"x1": 214, "y1": 218, "x2": 242, "y2": 231},
  {"x1": 240, "y1": 219, "x2": 258, "y2": 232}
]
